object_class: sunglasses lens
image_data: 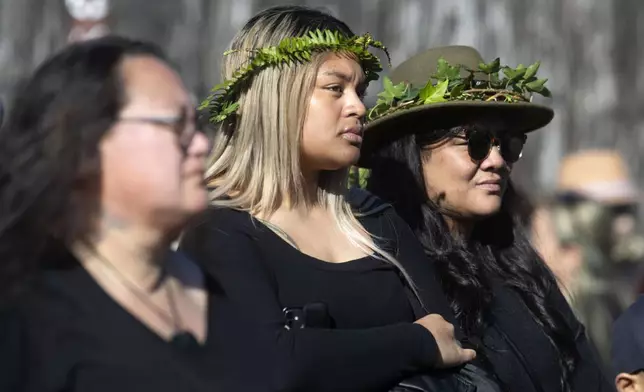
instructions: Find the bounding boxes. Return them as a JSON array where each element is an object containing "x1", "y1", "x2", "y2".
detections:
[
  {"x1": 501, "y1": 135, "x2": 526, "y2": 163},
  {"x1": 467, "y1": 131, "x2": 492, "y2": 161}
]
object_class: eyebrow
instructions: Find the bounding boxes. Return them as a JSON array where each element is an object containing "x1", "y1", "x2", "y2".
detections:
[{"x1": 322, "y1": 70, "x2": 366, "y2": 85}]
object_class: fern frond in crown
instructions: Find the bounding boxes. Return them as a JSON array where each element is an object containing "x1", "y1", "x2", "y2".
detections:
[{"x1": 200, "y1": 29, "x2": 391, "y2": 124}]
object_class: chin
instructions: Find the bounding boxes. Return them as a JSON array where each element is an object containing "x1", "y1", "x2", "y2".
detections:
[
  {"x1": 183, "y1": 190, "x2": 209, "y2": 215},
  {"x1": 340, "y1": 147, "x2": 361, "y2": 166},
  {"x1": 471, "y1": 197, "x2": 503, "y2": 217},
  {"x1": 320, "y1": 151, "x2": 361, "y2": 171}
]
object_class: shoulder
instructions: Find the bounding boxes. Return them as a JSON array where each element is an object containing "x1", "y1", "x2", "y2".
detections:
[
  {"x1": 9, "y1": 265, "x2": 90, "y2": 328},
  {"x1": 182, "y1": 206, "x2": 261, "y2": 241},
  {"x1": 192, "y1": 206, "x2": 253, "y2": 229},
  {"x1": 348, "y1": 187, "x2": 393, "y2": 216},
  {"x1": 4, "y1": 247, "x2": 87, "y2": 324},
  {"x1": 614, "y1": 294, "x2": 644, "y2": 335},
  {"x1": 612, "y1": 295, "x2": 644, "y2": 374},
  {"x1": 178, "y1": 207, "x2": 272, "y2": 272},
  {"x1": 349, "y1": 188, "x2": 414, "y2": 233},
  {"x1": 0, "y1": 269, "x2": 84, "y2": 385}
]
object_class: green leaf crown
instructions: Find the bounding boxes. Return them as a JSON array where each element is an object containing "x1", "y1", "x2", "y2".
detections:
[
  {"x1": 367, "y1": 57, "x2": 551, "y2": 122},
  {"x1": 200, "y1": 29, "x2": 391, "y2": 124}
]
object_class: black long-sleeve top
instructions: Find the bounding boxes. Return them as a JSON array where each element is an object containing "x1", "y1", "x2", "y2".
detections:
[{"x1": 179, "y1": 192, "x2": 458, "y2": 392}]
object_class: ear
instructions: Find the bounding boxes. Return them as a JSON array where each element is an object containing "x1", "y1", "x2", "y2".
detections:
[{"x1": 616, "y1": 372, "x2": 639, "y2": 392}]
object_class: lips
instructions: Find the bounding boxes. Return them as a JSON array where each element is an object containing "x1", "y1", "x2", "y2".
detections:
[
  {"x1": 341, "y1": 125, "x2": 363, "y2": 144},
  {"x1": 476, "y1": 178, "x2": 504, "y2": 192}
]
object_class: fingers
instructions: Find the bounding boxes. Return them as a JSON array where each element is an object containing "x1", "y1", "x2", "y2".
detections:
[{"x1": 460, "y1": 348, "x2": 477, "y2": 363}]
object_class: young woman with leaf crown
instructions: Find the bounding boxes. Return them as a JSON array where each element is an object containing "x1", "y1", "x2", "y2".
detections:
[
  {"x1": 361, "y1": 45, "x2": 614, "y2": 391},
  {"x1": 179, "y1": 5, "x2": 480, "y2": 392}
]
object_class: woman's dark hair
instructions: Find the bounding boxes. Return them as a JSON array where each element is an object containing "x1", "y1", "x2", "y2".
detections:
[
  {"x1": 243, "y1": 5, "x2": 354, "y2": 38},
  {"x1": 0, "y1": 36, "x2": 167, "y2": 302},
  {"x1": 366, "y1": 126, "x2": 580, "y2": 391}
]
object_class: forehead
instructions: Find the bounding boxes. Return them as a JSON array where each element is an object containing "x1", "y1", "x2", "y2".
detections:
[
  {"x1": 317, "y1": 53, "x2": 365, "y2": 79},
  {"x1": 119, "y1": 55, "x2": 191, "y2": 110}
]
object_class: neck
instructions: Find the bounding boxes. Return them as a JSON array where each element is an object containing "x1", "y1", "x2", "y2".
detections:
[
  {"x1": 301, "y1": 168, "x2": 321, "y2": 206},
  {"x1": 74, "y1": 211, "x2": 173, "y2": 290},
  {"x1": 262, "y1": 168, "x2": 323, "y2": 221}
]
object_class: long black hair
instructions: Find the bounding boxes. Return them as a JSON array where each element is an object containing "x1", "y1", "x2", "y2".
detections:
[
  {"x1": 0, "y1": 36, "x2": 167, "y2": 303},
  {"x1": 366, "y1": 126, "x2": 579, "y2": 390}
]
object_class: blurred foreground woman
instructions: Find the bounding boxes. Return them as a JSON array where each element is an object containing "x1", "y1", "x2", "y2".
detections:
[{"x1": 0, "y1": 36, "x2": 275, "y2": 392}]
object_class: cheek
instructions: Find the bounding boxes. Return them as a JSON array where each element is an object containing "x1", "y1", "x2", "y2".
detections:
[
  {"x1": 302, "y1": 95, "x2": 336, "y2": 137},
  {"x1": 101, "y1": 136, "x2": 184, "y2": 206},
  {"x1": 422, "y1": 151, "x2": 475, "y2": 196},
  {"x1": 301, "y1": 94, "x2": 351, "y2": 166}
]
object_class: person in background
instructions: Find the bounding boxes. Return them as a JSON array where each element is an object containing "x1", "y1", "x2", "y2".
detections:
[
  {"x1": 0, "y1": 35, "x2": 275, "y2": 392},
  {"x1": 613, "y1": 295, "x2": 644, "y2": 391},
  {"x1": 362, "y1": 45, "x2": 613, "y2": 391},
  {"x1": 530, "y1": 202, "x2": 583, "y2": 302},
  {"x1": 538, "y1": 149, "x2": 644, "y2": 370}
]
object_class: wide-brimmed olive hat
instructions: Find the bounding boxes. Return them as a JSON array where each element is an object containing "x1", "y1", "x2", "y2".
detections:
[{"x1": 358, "y1": 45, "x2": 554, "y2": 167}]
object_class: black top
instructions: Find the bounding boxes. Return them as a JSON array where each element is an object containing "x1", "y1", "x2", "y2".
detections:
[
  {"x1": 179, "y1": 192, "x2": 457, "y2": 392},
  {"x1": 0, "y1": 247, "x2": 277, "y2": 392},
  {"x1": 356, "y1": 192, "x2": 613, "y2": 392},
  {"x1": 354, "y1": 191, "x2": 613, "y2": 392},
  {"x1": 612, "y1": 294, "x2": 644, "y2": 375},
  {"x1": 476, "y1": 283, "x2": 615, "y2": 392}
]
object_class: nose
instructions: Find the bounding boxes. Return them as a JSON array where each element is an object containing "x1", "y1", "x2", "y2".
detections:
[
  {"x1": 479, "y1": 145, "x2": 509, "y2": 171},
  {"x1": 344, "y1": 90, "x2": 367, "y2": 119},
  {"x1": 187, "y1": 130, "x2": 211, "y2": 157}
]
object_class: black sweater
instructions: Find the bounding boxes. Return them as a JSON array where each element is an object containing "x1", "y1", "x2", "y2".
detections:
[{"x1": 179, "y1": 193, "x2": 457, "y2": 392}]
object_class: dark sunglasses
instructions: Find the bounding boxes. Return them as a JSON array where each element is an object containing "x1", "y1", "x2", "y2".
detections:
[
  {"x1": 455, "y1": 130, "x2": 527, "y2": 163},
  {"x1": 118, "y1": 108, "x2": 213, "y2": 151}
]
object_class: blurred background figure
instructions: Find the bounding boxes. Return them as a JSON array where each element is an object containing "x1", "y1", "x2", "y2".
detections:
[
  {"x1": 65, "y1": 0, "x2": 111, "y2": 43},
  {"x1": 612, "y1": 295, "x2": 644, "y2": 391},
  {"x1": 532, "y1": 149, "x2": 644, "y2": 373}
]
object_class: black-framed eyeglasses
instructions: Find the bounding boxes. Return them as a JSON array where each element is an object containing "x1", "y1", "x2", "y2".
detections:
[
  {"x1": 118, "y1": 108, "x2": 211, "y2": 151},
  {"x1": 455, "y1": 129, "x2": 527, "y2": 163}
]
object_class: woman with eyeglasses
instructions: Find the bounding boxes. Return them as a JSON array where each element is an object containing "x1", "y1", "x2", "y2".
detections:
[
  {"x1": 0, "y1": 36, "x2": 274, "y2": 392},
  {"x1": 361, "y1": 46, "x2": 613, "y2": 391}
]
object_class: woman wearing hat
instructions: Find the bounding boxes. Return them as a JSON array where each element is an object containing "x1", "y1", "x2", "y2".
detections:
[{"x1": 362, "y1": 46, "x2": 613, "y2": 391}]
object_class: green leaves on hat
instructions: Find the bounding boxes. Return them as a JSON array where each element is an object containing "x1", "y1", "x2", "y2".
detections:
[
  {"x1": 419, "y1": 79, "x2": 449, "y2": 104},
  {"x1": 201, "y1": 29, "x2": 391, "y2": 125},
  {"x1": 367, "y1": 57, "x2": 551, "y2": 122},
  {"x1": 436, "y1": 58, "x2": 462, "y2": 81}
]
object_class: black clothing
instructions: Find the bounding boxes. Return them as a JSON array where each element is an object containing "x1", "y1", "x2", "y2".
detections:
[
  {"x1": 475, "y1": 283, "x2": 615, "y2": 392},
  {"x1": 356, "y1": 190, "x2": 614, "y2": 392},
  {"x1": 179, "y1": 194, "x2": 456, "y2": 392},
  {"x1": 0, "y1": 247, "x2": 276, "y2": 392}
]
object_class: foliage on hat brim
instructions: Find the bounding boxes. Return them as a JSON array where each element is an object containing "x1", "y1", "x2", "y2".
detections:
[
  {"x1": 367, "y1": 57, "x2": 551, "y2": 122},
  {"x1": 200, "y1": 29, "x2": 390, "y2": 125}
]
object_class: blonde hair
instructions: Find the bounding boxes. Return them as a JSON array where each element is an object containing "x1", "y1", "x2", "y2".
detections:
[{"x1": 206, "y1": 6, "x2": 420, "y2": 299}]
